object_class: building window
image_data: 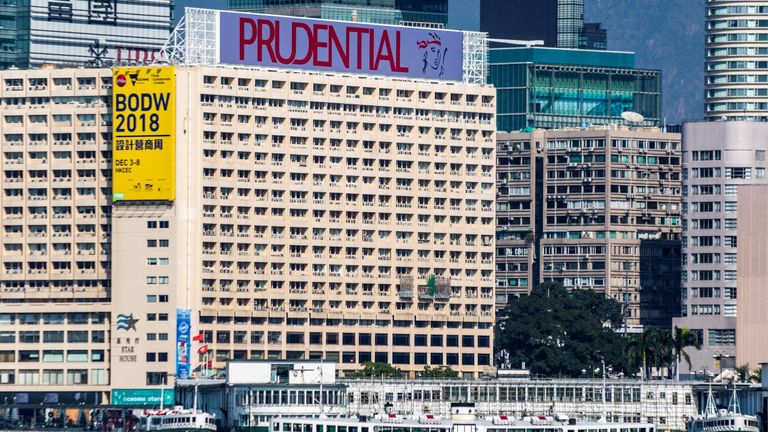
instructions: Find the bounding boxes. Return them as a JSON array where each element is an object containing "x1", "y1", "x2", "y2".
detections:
[
  {"x1": 146, "y1": 372, "x2": 167, "y2": 386},
  {"x1": 708, "y1": 329, "x2": 735, "y2": 346}
]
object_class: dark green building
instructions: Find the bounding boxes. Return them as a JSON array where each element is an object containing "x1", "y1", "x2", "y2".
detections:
[{"x1": 490, "y1": 47, "x2": 661, "y2": 132}]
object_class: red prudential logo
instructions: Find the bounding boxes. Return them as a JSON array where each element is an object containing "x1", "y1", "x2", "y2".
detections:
[{"x1": 116, "y1": 74, "x2": 127, "y2": 87}]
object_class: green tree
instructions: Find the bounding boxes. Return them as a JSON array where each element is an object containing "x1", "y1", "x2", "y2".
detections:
[
  {"x1": 736, "y1": 363, "x2": 751, "y2": 382},
  {"x1": 352, "y1": 362, "x2": 403, "y2": 378},
  {"x1": 628, "y1": 328, "x2": 671, "y2": 379},
  {"x1": 418, "y1": 365, "x2": 459, "y2": 379},
  {"x1": 670, "y1": 327, "x2": 702, "y2": 378},
  {"x1": 495, "y1": 282, "x2": 634, "y2": 377}
]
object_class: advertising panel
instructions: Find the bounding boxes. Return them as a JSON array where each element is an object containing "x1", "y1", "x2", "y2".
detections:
[
  {"x1": 219, "y1": 11, "x2": 464, "y2": 81},
  {"x1": 176, "y1": 309, "x2": 191, "y2": 379},
  {"x1": 112, "y1": 66, "x2": 176, "y2": 202},
  {"x1": 111, "y1": 389, "x2": 174, "y2": 406}
]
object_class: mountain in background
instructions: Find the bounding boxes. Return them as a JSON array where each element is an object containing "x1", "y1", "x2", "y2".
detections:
[{"x1": 586, "y1": 0, "x2": 704, "y2": 124}]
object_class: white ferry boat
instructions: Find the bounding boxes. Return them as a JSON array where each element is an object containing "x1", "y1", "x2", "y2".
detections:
[
  {"x1": 686, "y1": 386, "x2": 758, "y2": 432},
  {"x1": 139, "y1": 407, "x2": 217, "y2": 432},
  {"x1": 270, "y1": 410, "x2": 655, "y2": 432}
]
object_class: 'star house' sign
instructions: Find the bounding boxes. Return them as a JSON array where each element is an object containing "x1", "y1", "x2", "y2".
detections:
[{"x1": 219, "y1": 11, "x2": 465, "y2": 82}]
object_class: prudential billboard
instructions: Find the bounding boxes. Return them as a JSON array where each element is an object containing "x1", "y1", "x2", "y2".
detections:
[{"x1": 219, "y1": 11, "x2": 465, "y2": 82}]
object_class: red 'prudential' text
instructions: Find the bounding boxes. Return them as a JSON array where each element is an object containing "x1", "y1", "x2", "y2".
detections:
[{"x1": 238, "y1": 17, "x2": 410, "y2": 73}]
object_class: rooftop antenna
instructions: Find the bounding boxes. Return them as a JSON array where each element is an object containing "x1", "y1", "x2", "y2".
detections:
[{"x1": 621, "y1": 111, "x2": 645, "y2": 127}]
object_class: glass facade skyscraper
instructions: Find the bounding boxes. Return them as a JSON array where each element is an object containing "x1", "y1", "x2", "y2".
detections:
[
  {"x1": 490, "y1": 48, "x2": 662, "y2": 132},
  {"x1": 0, "y1": 0, "x2": 172, "y2": 69},
  {"x1": 0, "y1": 0, "x2": 30, "y2": 69},
  {"x1": 706, "y1": 0, "x2": 768, "y2": 120},
  {"x1": 557, "y1": 0, "x2": 583, "y2": 48}
]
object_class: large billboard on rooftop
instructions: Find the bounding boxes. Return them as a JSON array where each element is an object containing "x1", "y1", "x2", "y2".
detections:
[{"x1": 218, "y1": 10, "x2": 465, "y2": 82}]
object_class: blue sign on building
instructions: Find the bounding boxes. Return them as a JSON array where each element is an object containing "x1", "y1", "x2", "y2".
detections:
[{"x1": 176, "y1": 309, "x2": 191, "y2": 379}]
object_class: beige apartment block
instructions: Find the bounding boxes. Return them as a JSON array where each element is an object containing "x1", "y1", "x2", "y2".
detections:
[
  {"x1": 736, "y1": 184, "x2": 768, "y2": 368},
  {"x1": 108, "y1": 65, "x2": 498, "y2": 386},
  {"x1": 496, "y1": 127, "x2": 682, "y2": 329},
  {"x1": 0, "y1": 68, "x2": 113, "y2": 398},
  {"x1": 0, "y1": 62, "x2": 496, "y2": 400},
  {"x1": 674, "y1": 121, "x2": 768, "y2": 373}
]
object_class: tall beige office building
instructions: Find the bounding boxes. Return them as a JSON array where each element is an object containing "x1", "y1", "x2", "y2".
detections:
[
  {"x1": 0, "y1": 63, "x2": 496, "y2": 404},
  {"x1": 496, "y1": 127, "x2": 682, "y2": 329},
  {"x1": 110, "y1": 65, "x2": 497, "y2": 386},
  {"x1": 0, "y1": 68, "x2": 113, "y2": 402},
  {"x1": 736, "y1": 184, "x2": 768, "y2": 367},
  {"x1": 674, "y1": 121, "x2": 768, "y2": 373}
]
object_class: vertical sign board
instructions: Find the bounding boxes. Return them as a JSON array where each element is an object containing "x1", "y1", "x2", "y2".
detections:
[
  {"x1": 218, "y1": 11, "x2": 465, "y2": 82},
  {"x1": 176, "y1": 309, "x2": 191, "y2": 379},
  {"x1": 112, "y1": 66, "x2": 176, "y2": 202}
]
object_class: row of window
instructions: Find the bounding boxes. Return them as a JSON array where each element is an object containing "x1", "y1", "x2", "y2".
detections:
[
  {"x1": 215, "y1": 331, "x2": 492, "y2": 348},
  {"x1": 198, "y1": 350, "x2": 492, "y2": 367},
  {"x1": 202, "y1": 75, "x2": 491, "y2": 104},
  {"x1": 684, "y1": 235, "x2": 738, "y2": 247},
  {"x1": 0, "y1": 312, "x2": 106, "y2": 325},
  {"x1": 199, "y1": 317, "x2": 492, "y2": 330},
  {"x1": 0, "y1": 331, "x2": 105, "y2": 344},
  {"x1": 3, "y1": 368, "x2": 106, "y2": 385}
]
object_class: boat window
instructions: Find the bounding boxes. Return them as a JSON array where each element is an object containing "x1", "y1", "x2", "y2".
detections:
[
  {"x1": 318, "y1": 426, "x2": 325, "y2": 432},
  {"x1": 305, "y1": 425, "x2": 313, "y2": 432}
]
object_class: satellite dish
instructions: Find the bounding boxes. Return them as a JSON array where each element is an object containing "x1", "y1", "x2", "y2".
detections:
[{"x1": 621, "y1": 111, "x2": 645, "y2": 124}]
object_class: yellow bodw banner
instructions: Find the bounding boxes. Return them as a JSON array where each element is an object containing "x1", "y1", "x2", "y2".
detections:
[{"x1": 112, "y1": 66, "x2": 176, "y2": 202}]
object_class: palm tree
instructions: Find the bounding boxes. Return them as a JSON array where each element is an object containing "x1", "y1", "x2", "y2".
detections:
[
  {"x1": 671, "y1": 326, "x2": 702, "y2": 379},
  {"x1": 628, "y1": 328, "x2": 664, "y2": 379},
  {"x1": 736, "y1": 363, "x2": 751, "y2": 382}
]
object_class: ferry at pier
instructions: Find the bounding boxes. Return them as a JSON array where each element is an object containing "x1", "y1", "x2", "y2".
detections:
[
  {"x1": 138, "y1": 407, "x2": 217, "y2": 432},
  {"x1": 271, "y1": 412, "x2": 656, "y2": 432},
  {"x1": 686, "y1": 387, "x2": 758, "y2": 432}
]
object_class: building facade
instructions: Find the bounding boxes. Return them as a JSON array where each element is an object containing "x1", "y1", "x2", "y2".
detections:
[
  {"x1": 580, "y1": 23, "x2": 608, "y2": 51},
  {"x1": 496, "y1": 127, "x2": 682, "y2": 329},
  {"x1": 705, "y1": 0, "x2": 768, "y2": 121},
  {"x1": 108, "y1": 65, "x2": 497, "y2": 387},
  {"x1": 0, "y1": 10, "x2": 496, "y2": 411},
  {"x1": 674, "y1": 121, "x2": 768, "y2": 373},
  {"x1": 736, "y1": 185, "x2": 768, "y2": 367},
  {"x1": 0, "y1": 68, "x2": 114, "y2": 409},
  {"x1": 489, "y1": 48, "x2": 662, "y2": 132},
  {"x1": 0, "y1": 0, "x2": 172, "y2": 69}
]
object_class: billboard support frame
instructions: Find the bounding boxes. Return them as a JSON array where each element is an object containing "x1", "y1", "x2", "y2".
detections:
[{"x1": 159, "y1": 7, "x2": 487, "y2": 85}]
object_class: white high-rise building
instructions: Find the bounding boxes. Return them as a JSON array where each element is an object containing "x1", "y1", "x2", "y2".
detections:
[{"x1": 705, "y1": 0, "x2": 768, "y2": 120}]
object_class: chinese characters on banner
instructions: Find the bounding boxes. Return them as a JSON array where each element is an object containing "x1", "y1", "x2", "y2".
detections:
[
  {"x1": 47, "y1": 0, "x2": 117, "y2": 24},
  {"x1": 111, "y1": 66, "x2": 176, "y2": 202}
]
